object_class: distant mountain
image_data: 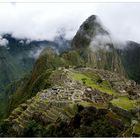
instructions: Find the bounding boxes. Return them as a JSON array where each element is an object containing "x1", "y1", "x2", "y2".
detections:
[
  {"x1": 3, "y1": 34, "x2": 70, "y2": 71},
  {"x1": 119, "y1": 41, "x2": 140, "y2": 83},
  {"x1": 0, "y1": 47, "x2": 23, "y2": 92}
]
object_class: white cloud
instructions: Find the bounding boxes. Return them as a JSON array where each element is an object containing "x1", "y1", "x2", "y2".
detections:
[
  {"x1": 95, "y1": 3, "x2": 140, "y2": 43},
  {"x1": 0, "y1": 36, "x2": 9, "y2": 46},
  {"x1": 89, "y1": 34, "x2": 112, "y2": 51},
  {"x1": 0, "y1": 3, "x2": 140, "y2": 43},
  {"x1": 0, "y1": 3, "x2": 97, "y2": 41},
  {"x1": 28, "y1": 47, "x2": 45, "y2": 59},
  {"x1": 19, "y1": 40, "x2": 24, "y2": 44}
]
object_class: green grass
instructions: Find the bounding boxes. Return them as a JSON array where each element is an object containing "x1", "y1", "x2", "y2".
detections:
[
  {"x1": 64, "y1": 103, "x2": 78, "y2": 117},
  {"x1": 14, "y1": 107, "x2": 23, "y2": 113},
  {"x1": 106, "y1": 111, "x2": 130, "y2": 124},
  {"x1": 133, "y1": 123, "x2": 140, "y2": 135},
  {"x1": 78, "y1": 101, "x2": 93, "y2": 107},
  {"x1": 136, "y1": 98, "x2": 140, "y2": 106},
  {"x1": 78, "y1": 101, "x2": 108, "y2": 109},
  {"x1": 107, "y1": 111, "x2": 122, "y2": 120},
  {"x1": 123, "y1": 128, "x2": 132, "y2": 137},
  {"x1": 111, "y1": 96, "x2": 136, "y2": 110},
  {"x1": 71, "y1": 72, "x2": 117, "y2": 95}
]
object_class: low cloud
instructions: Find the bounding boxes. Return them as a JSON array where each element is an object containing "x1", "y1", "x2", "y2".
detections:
[
  {"x1": 89, "y1": 34, "x2": 113, "y2": 51},
  {"x1": 0, "y1": 3, "x2": 140, "y2": 44},
  {"x1": 0, "y1": 36, "x2": 9, "y2": 46},
  {"x1": 0, "y1": 3, "x2": 96, "y2": 41},
  {"x1": 28, "y1": 47, "x2": 44, "y2": 59}
]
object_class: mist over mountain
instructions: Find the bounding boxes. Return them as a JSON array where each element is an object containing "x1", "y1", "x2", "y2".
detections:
[{"x1": 0, "y1": 33, "x2": 70, "y2": 67}]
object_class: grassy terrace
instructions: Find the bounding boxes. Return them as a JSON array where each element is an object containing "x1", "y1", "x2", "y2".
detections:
[
  {"x1": 78, "y1": 101, "x2": 108, "y2": 109},
  {"x1": 71, "y1": 71, "x2": 117, "y2": 95},
  {"x1": 133, "y1": 123, "x2": 140, "y2": 135},
  {"x1": 107, "y1": 111, "x2": 122, "y2": 120},
  {"x1": 111, "y1": 96, "x2": 136, "y2": 110},
  {"x1": 106, "y1": 111, "x2": 130, "y2": 124}
]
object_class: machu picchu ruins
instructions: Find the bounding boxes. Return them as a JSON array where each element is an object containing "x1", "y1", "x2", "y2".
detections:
[{"x1": 2, "y1": 67, "x2": 140, "y2": 137}]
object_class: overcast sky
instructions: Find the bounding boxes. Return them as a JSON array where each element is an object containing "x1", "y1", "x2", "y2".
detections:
[{"x1": 0, "y1": 3, "x2": 140, "y2": 42}]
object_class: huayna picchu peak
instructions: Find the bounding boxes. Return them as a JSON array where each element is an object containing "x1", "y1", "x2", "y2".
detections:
[
  {"x1": 0, "y1": 12, "x2": 140, "y2": 138},
  {"x1": 72, "y1": 15, "x2": 125, "y2": 75}
]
